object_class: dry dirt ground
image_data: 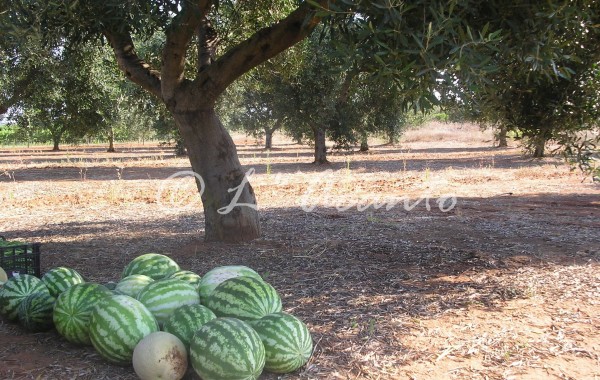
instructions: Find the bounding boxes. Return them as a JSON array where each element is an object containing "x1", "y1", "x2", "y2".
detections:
[{"x1": 0, "y1": 123, "x2": 598, "y2": 380}]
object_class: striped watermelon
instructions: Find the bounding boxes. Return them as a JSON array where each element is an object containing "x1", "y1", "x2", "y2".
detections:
[
  {"x1": 136, "y1": 278, "x2": 200, "y2": 326},
  {"x1": 53, "y1": 283, "x2": 113, "y2": 345},
  {"x1": 18, "y1": 291, "x2": 56, "y2": 332},
  {"x1": 89, "y1": 294, "x2": 159, "y2": 365},
  {"x1": 115, "y1": 275, "x2": 154, "y2": 298},
  {"x1": 0, "y1": 274, "x2": 48, "y2": 321},
  {"x1": 198, "y1": 266, "x2": 262, "y2": 304},
  {"x1": 163, "y1": 304, "x2": 216, "y2": 351},
  {"x1": 122, "y1": 253, "x2": 180, "y2": 280},
  {"x1": 41, "y1": 267, "x2": 85, "y2": 298},
  {"x1": 205, "y1": 276, "x2": 282, "y2": 322},
  {"x1": 190, "y1": 317, "x2": 265, "y2": 380},
  {"x1": 167, "y1": 270, "x2": 202, "y2": 290},
  {"x1": 251, "y1": 312, "x2": 313, "y2": 373}
]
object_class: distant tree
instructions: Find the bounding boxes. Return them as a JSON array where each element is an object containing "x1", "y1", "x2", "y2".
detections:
[
  {"x1": 0, "y1": 24, "x2": 55, "y2": 118},
  {"x1": 339, "y1": 75, "x2": 434, "y2": 149},
  {"x1": 284, "y1": 36, "x2": 425, "y2": 157},
  {"x1": 230, "y1": 55, "x2": 296, "y2": 150},
  {"x1": 12, "y1": 45, "x2": 117, "y2": 150},
  {"x1": 284, "y1": 36, "x2": 348, "y2": 164},
  {"x1": 447, "y1": 1, "x2": 600, "y2": 157},
  {"x1": 5, "y1": 0, "x2": 597, "y2": 241}
]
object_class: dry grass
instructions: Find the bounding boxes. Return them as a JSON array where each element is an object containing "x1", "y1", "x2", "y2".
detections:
[
  {"x1": 400, "y1": 122, "x2": 494, "y2": 144},
  {"x1": 0, "y1": 123, "x2": 599, "y2": 380}
]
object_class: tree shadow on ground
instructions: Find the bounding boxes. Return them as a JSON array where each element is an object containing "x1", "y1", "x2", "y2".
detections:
[
  {"x1": 1, "y1": 191, "x2": 598, "y2": 379},
  {"x1": 4, "y1": 192, "x2": 597, "y2": 307},
  {"x1": 1, "y1": 147, "x2": 556, "y2": 182}
]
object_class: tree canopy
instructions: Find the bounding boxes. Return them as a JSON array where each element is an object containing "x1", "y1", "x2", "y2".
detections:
[
  {"x1": 2, "y1": 0, "x2": 599, "y2": 241},
  {"x1": 444, "y1": 0, "x2": 600, "y2": 157}
]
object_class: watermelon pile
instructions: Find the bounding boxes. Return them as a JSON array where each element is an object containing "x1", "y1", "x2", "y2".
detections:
[{"x1": 0, "y1": 253, "x2": 313, "y2": 379}]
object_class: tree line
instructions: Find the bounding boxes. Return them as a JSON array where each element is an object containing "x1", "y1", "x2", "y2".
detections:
[{"x1": 0, "y1": 32, "x2": 427, "y2": 154}]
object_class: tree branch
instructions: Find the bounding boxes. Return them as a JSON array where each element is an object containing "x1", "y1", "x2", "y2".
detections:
[
  {"x1": 162, "y1": 1, "x2": 210, "y2": 102},
  {"x1": 337, "y1": 67, "x2": 360, "y2": 105},
  {"x1": 197, "y1": 17, "x2": 219, "y2": 73},
  {"x1": 198, "y1": 0, "x2": 332, "y2": 98},
  {"x1": 104, "y1": 30, "x2": 162, "y2": 98}
]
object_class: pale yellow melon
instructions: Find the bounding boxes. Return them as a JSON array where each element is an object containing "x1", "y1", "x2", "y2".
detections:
[
  {"x1": 0, "y1": 267, "x2": 7, "y2": 284},
  {"x1": 132, "y1": 331, "x2": 188, "y2": 380}
]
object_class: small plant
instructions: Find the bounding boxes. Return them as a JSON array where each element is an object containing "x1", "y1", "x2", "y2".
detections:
[
  {"x1": 366, "y1": 318, "x2": 376, "y2": 337},
  {"x1": 345, "y1": 155, "x2": 351, "y2": 174},
  {"x1": 265, "y1": 151, "x2": 272, "y2": 176},
  {"x1": 423, "y1": 167, "x2": 431, "y2": 182},
  {"x1": 366, "y1": 213, "x2": 380, "y2": 223},
  {"x1": 116, "y1": 166, "x2": 125, "y2": 180},
  {"x1": 559, "y1": 131, "x2": 600, "y2": 182}
]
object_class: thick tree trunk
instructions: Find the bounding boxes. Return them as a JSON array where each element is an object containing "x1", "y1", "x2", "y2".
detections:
[
  {"x1": 107, "y1": 127, "x2": 116, "y2": 152},
  {"x1": 264, "y1": 118, "x2": 283, "y2": 150},
  {"x1": 174, "y1": 109, "x2": 260, "y2": 242},
  {"x1": 312, "y1": 126, "x2": 328, "y2": 164},
  {"x1": 264, "y1": 129, "x2": 273, "y2": 150},
  {"x1": 51, "y1": 127, "x2": 67, "y2": 151},
  {"x1": 359, "y1": 135, "x2": 369, "y2": 152},
  {"x1": 497, "y1": 125, "x2": 508, "y2": 147},
  {"x1": 387, "y1": 130, "x2": 397, "y2": 146},
  {"x1": 52, "y1": 135, "x2": 61, "y2": 151},
  {"x1": 174, "y1": 138, "x2": 187, "y2": 156},
  {"x1": 532, "y1": 137, "x2": 546, "y2": 158}
]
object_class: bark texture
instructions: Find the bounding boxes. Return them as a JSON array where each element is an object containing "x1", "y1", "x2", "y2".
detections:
[
  {"x1": 497, "y1": 125, "x2": 508, "y2": 147},
  {"x1": 360, "y1": 137, "x2": 369, "y2": 152},
  {"x1": 107, "y1": 127, "x2": 116, "y2": 152},
  {"x1": 265, "y1": 130, "x2": 274, "y2": 150},
  {"x1": 312, "y1": 126, "x2": 328, "y2": 164},
  {"x1": 175, "y1": 109, "x2": 261, "y2": 242},
  {"x1": 104, "y1": 1, "x2": 330, "y2": 242},
  {"x1": 532, "y1": 137, "x2": 546, "y2": 158},
  {"x1": 264, "y1": 118, "x2": 284, "y2": 150}
]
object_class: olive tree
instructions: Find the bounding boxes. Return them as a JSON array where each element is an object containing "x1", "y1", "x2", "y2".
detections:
[
  {"x1": 4, "y1": 0, "x2": 597, "y2": 241},
  {"x1": 446, "y1": 1, "x2": 600, "y2": 157}
]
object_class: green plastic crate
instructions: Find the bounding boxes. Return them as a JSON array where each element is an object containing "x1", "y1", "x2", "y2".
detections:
[{"x1": 0, "y1": 236, "x2": 41, "y2": 278}]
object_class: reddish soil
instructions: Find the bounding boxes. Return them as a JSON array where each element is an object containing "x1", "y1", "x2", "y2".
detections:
[{"x1": 0, "y1": 124, "x2": 598, "y2": 379}]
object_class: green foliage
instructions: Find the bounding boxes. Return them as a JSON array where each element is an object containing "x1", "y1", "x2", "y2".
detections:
[
  {"x1": 442, "y1": 1, "x2": 600, "y2": 157},
  {"x1": 278, "y1": 32, "x2": 415, "y2": 152},
  {"x1": 430, "y1": 113, "x2": 449, "y2": 123},
  {"x1": 227, "y1": 53, "x2": 296, "y2": 142},
  {"x1": 558, "y1": 130, "x2": 600, "y2": 181},
  {"x1": 0, "y1": 124, "x2": 29, "y2": 145},
  {"x1": 0, "y1": 21, "x2": 174, "y2": 147},
  {"x1": 4, "y1": 0, "x2": 600, "y2": 163},
  {"x1": 10, "y1": 43, "x2": 115, "y2": 149}
]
